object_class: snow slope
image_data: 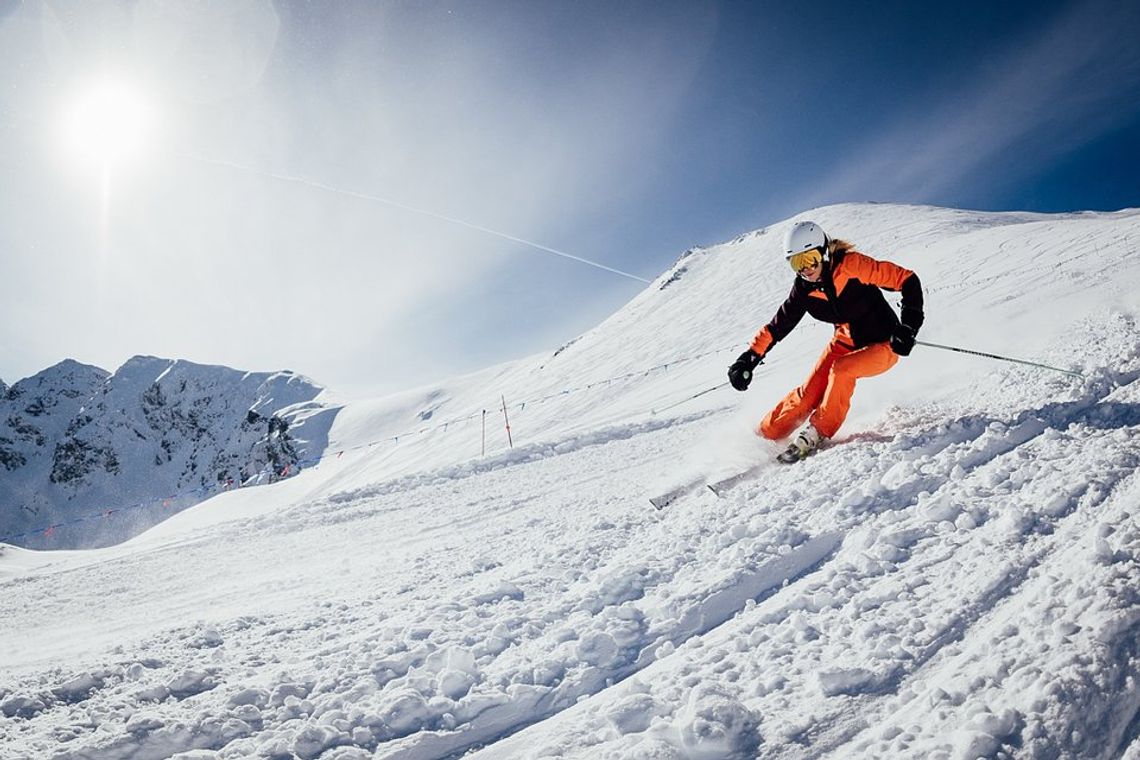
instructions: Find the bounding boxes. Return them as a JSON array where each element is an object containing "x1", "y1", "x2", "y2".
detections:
[{"x1": 0, "y1": 203, "x2": 1138, "y2": 760}]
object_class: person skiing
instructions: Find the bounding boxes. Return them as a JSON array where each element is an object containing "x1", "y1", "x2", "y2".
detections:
[{"x1": 727, "y1": 220, "x2": 924, "y2": 463}]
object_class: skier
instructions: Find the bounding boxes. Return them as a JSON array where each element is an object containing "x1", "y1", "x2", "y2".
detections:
[{"x1": 727, "y1": 221, "x2": 924, "y2": 463}]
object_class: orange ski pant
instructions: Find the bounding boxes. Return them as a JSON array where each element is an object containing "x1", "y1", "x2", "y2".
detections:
[{"x1": 759, "y1": 339, "x2": 898, "y2": 441}]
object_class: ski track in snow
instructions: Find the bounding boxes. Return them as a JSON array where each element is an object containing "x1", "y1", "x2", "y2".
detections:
[{"x1": 2, "y1": 206, "x2": 1139, "y2": 760}]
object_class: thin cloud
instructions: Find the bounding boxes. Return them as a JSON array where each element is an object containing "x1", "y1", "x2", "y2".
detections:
[{"x1": 187, "y1": 155, "x2": 652, "y2": 284}]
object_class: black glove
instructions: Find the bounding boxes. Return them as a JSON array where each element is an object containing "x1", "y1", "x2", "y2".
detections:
[
  {"x1": 728, "y1": 350, "x2": 762, "y2": 391},
  {"x1": 890, "y1": 324, "x2": 916, "y2": 356}
]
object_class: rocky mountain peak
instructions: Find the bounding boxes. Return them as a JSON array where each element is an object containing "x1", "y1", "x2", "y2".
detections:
[{"x1": 0, "y1": 357, "x2": 338, "y2": 550}]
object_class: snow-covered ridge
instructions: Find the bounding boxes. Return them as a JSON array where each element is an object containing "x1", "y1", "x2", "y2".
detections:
[
  {"x1": 1, "y1": 203, "x2": 1139, "y2": 759},
  {"x1": 0, "y1": 355, "x2": 338, "y2": 550}
]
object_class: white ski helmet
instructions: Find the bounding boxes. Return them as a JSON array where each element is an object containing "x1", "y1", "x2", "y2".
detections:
[{"x1": 783, "y1": 221, "x2": 828, "y2": 259}]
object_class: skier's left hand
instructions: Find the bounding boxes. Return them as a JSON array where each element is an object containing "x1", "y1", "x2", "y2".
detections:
[{"x1": 890, "y1": 324, "x2": 916, "y2": 356}]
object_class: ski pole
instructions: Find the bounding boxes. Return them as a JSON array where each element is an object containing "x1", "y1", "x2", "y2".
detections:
[
  {"x1": 651, "y1": 382, "x2": 730, "y2": 415},
  {"x1": 915, "y1": 340, "x2": 1083, "y2": 378}
]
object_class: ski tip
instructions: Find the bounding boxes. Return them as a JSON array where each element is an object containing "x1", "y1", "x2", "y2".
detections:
[{"x1": 648, "y1": 483, "x2": 695, "y2": 510}]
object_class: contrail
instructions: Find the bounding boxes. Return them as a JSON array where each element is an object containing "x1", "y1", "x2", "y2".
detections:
[{"x1": 185, "y1": 155, "x2": 653, "y2": 284}]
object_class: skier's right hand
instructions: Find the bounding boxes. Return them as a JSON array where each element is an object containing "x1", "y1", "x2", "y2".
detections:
[
  {"x1": 890, "y1": 324, "x2": 917, "y2": 356},
  {"x1": 728, "y1": 350, "x2": 762, "y2": 391}
]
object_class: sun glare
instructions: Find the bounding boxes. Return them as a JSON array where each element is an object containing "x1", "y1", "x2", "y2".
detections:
[{"x1": 63, "y1": 80, "x2": 154, "y2": 168}]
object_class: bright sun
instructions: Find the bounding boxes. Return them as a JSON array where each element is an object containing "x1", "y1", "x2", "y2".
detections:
[{"x1": 63, "y1": 80, "x2": 154, "y2": 168}]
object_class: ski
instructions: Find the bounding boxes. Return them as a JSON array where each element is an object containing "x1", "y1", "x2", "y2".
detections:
[
  {"x1": 648, "y1": 478, "x2": 705, "y2": 510},
  {"x1": 706, "y1": 464, "x2": 766, "y2": 497},
  {"x1": 650, "y1": 463, "x2": 768, "y2": 508},
  {"x1": 653, "y1": 442, "x2": 822, "y2": 506}
]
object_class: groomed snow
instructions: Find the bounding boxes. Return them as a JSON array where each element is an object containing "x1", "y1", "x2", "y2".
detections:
[{"x1": 1, "y1": 203, "x2": 1138, "y2": 760}]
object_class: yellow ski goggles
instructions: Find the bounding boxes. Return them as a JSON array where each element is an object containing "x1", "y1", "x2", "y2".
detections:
[{"x1": 787, "y1": 247, "x2": 823, "y2": 272}]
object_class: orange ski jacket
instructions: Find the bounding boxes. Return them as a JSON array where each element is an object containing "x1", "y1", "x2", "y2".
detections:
[{"x1": 750, "y1": 249, "x2": 924, "y2": 356}]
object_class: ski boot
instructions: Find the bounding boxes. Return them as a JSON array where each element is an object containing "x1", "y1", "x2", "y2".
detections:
[{"x1": 777, "y1": 425, "x2": 825, "y2": 464}]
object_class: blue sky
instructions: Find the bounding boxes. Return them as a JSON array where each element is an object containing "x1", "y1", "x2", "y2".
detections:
[{"x1": 0, "y1": 0, "x2": 1137, "y2": 397}]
